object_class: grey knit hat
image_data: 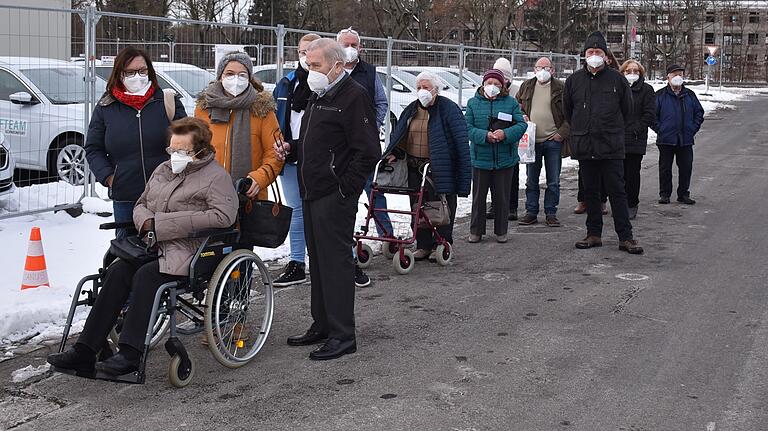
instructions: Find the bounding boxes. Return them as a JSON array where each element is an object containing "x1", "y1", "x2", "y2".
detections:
[{"x1": 216, "y1": 51, "x2": 254, "y2": 80}]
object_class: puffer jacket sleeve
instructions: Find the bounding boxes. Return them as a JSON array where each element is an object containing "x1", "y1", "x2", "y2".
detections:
[
  {"x1": 501, "y1": 100, "x2": 528, "y2": 145},
  {"x1": 153, "y1": 169, "x2": 239, "y2": 242},
  {"x1": 132, "y1": 177, "x2": 155, "y2": 233},
  {"x1": 465, "y1": 98, "x2": 487, "y2": 145},
  {"x1": 443, "y1": 100, "x2": 471, "y2": 197},
  {"x1": 84, "y1": 105, "x2": 113, "y2": 186},
  {"x1": 249, "y1": 112, "x2": 285, "y2": 193}
]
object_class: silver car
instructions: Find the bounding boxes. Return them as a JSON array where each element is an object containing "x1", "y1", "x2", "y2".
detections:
[{"x1": 0, "y1": 132, "x2": 15, "y2": 197}]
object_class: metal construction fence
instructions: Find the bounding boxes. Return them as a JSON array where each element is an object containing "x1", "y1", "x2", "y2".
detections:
[{"x1": 0, "y1": 4, "x2": 580, "y2": 220}]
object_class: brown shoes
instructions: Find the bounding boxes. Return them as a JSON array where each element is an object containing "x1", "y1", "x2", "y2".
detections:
[
  {"x1": 619, "y1": 239, "x2": 644, "y2": 254},
  {"x1": 518, "y1": 214, "x2": 538, "y2": 225},
  {"x1": 545, "y1": 215, "x2": 561, "y2": 227},
  {"x1": 575, "y1": 235, "x2": 603, "y2": 249},
  {"x1": 573, "y1": 202, "x2": 587, "y2": 214}
]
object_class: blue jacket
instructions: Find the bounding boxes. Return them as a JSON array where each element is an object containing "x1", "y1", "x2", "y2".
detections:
[
  {"x1": 653, "y1": 85, "x2": 704, "y2": 147},
  {"x1": 85, "y1": 89, "x2": 187, "y2": 202},
  {"x1": 383, "y1": 96, "x2": 471, "y2": 197},
  {"x1": 273, "y1": 70, "x2": 296, "y2": 141},
  {"x1": 465, "y1": 90, "x2": 527, "y2": 170}
]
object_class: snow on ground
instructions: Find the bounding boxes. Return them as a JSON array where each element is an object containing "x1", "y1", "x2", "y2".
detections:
[
  {"x1": 0, "y1": 83, "x2": 762, "y2": 348},
  {"x1": 11, "y1": 363, "x2": 50, "y2": 383}
]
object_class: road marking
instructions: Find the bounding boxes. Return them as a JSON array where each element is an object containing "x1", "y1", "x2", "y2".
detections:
[
  {"x1": 616, "y1": 273, "x2": 650, "y2": 281},
  {"x1": 482, "y1": 273, "x2": 508, "y2": 282},
  {"x1": 706, "y1": 422, "x2": 716, "y2": 431}
]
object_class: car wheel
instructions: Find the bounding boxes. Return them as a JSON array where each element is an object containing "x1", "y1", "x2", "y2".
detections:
[{"x1": 50, "y1": 138, "x2": 86, "y2": 185}]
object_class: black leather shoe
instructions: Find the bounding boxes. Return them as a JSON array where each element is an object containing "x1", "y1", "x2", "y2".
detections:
[
  {"x1": 95, "y1": 352, "x2": 140, "y2": 376},
  {"x1": 677, "y1": 196, "x2": 696, "y2": 205},
  {"x1": 287, "y1": 328, "x2": 328, "y2": 346},
  {"x1": 309, "y1": 338, "x2": 357, "y2": 361},
  {"x1": 658, "y1": 196, "x2": 670, "y2": 204},
  {"x1": 47, "y1": 347, "x2": 96, "y2": 374}
]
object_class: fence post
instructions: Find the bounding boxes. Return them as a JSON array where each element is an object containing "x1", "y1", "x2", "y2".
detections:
[
  {"x1": 79, "y1": 6, "x2": 98, "y2": 198},
  {"x1": 384, "y1": 36, "x2": 393, "y2": 147},
  {"x1": 510, "y1": 48, "x2": 516, "y2": 78},
  {"x1": 275, "y1": 25, "x2": 285, "y2": 84},
  {"x1": 458, "y1": 43, "x2": 465, "y2": 108},
  {"x1": 257, "y1": 44, "x2": 263, "y2": 66}
]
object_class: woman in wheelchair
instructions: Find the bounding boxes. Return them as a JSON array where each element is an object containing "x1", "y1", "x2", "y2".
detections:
[{"x1": 47, "y1": 117, "x2": 238, "y2": 377}]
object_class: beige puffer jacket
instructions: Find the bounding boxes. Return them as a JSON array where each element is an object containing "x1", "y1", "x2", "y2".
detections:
[{"x1": 133, "y1": 152, "x2": 238, "y2": 276}]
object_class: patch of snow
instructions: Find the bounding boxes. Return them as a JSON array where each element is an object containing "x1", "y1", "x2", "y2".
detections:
[{"x1": 11, "y1": 363, "x2": 50, "y2": 383}]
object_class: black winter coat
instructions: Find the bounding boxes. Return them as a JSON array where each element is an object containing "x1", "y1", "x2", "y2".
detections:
[
  {"x1": 624, "y1": 77, "x2": 656, "y2": 155},
  {"x1": 85, "y1": 89, "x2": 187, "y2": 202},
  {"x1": 297, "y1": 74, "x2": 381, "y2": 201},
  {"x1": 563, "y1": 65, "x2": 632, "y2": 160}
]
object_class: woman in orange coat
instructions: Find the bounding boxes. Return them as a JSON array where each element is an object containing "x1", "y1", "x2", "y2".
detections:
[{"x1": 195, "y1": 51, "x2": 283, "y2": 199}]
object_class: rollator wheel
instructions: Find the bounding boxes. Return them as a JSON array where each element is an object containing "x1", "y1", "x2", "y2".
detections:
[
  {"x1": 168, "y1": 354, "x2": 194, "y2": 388},
  {"x1": 392, "y1": 249, "x2": 415, "y2": 275},
  {"x1": 357, "y1": 243, "x2": 374, "y2": 269},
  {"x1": 435, "y1": 243, "x2": 452, "y2": 266},
  {"x1": 382, "y1": 242, "x2": 398, "y2": 260},
  {"x1": 205, "y1": 249, "x2": 274, "y2": 368}
]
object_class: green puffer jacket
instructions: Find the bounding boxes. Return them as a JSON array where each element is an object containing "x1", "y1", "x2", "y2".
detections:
[{"x1": 465, "y1": 91, "x2": 527, "y2": 170}]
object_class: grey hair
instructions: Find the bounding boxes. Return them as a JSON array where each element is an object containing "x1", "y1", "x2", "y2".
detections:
[
  {"x1": 306, "y1": 38, "x2": 345, "y2": 65},
  {"x1": 414, "y1": 71, "x2": 441, "y2": 94}
]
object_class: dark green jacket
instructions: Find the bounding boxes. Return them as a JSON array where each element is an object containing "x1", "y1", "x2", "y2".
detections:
[{"x1": 465, "y1": 90, "x2": 527, "y2": 170}]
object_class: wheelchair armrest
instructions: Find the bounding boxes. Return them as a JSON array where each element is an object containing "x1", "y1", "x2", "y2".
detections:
[
  {"x1": 99, "y1": 221, "x2": 136, "y2": 230},
  {"x1": 187, "y1": 227, "x2": 237, "y2": 239}
]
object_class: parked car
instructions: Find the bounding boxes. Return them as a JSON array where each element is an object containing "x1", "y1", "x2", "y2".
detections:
[
  {"x1": 0, "y1": 57, "x2": 108, "y2": 185},
  {"x1": 94, "y1": 60, "x2": 214, "y2": 116},
  {"x1": 0, "y1": 132, "x2": 15, "y2": 196}
]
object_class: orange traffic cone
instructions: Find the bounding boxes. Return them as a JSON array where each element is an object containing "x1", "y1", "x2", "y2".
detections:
[{"x1": 21, "y1": 227, "x2": 50, "y2": 290}]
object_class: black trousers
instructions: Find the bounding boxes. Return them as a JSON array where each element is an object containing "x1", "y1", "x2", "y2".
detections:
[
  {"x1": 488, "y1": 164, "x2": 519, "y2": 211},
  {"x1": 407, "y1": 166, "x2": 457, "y2": 250},
  {"x1": 77, "y1": 259, "x2": 180, "y2": 353},
  {"x1": 658, "y1": 145, "x2": 694, "y2": 199},
  {"x1": 623, "y1": 154, "x2": 644, "y2": 208},
  {"x1": 577, "y1": 166, "x2": 607, "y2": 203},
  {"x1": 579, "y1": 160, "x2": 634, "y2": 241},
  {"x1": 470, "y1": 166, "x2": 515, "y2": 236},
  {"x1": 303, "y1": 190, "x2": 358, "y2": 341}
]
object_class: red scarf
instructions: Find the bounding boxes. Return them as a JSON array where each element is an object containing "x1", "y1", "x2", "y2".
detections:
[{"x1": 111, "y1": 85, "x2": 156, "y2": 111}]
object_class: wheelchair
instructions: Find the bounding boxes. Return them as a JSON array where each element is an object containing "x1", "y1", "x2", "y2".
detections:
[{"x1": 55, "y1": 221, "x2": 275, "y2": 388}]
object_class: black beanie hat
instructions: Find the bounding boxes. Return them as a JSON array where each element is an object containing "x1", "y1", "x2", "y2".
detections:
[{"x1": 584, "y1": 31, "x2": 608, "y2": 54}]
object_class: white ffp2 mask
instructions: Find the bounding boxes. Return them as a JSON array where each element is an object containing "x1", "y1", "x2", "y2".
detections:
[
  {"x1": 222, "y1": 75, "x2": 249, "y2": 97},
  {"x1": 123, "y1": 75, "x2": 150, "y2": 95},
  {"x1": 484, "y1": 84, "x2": 500, "y2": 98},
  {"x1": 536, "y1": 69, "x2": 551, "y2": 83},
  {"x1": 625, "y1": 74, "x2": 640, "y2": 85},
  {"x1": 586, "y1": 55, "x2": 604, "y2": 69},
  {"x1": 343, "y1": 46, "x2": 359, "y2": 63},
  {"x1": 417, "y1": 89, "x2": 433, "y2": 107},
  {"x1": 670, "y1": 76, "x2": 685, "y2": 87},
  {"x1": 170, "y1": 151, "x2": 194, "y2": 174}
]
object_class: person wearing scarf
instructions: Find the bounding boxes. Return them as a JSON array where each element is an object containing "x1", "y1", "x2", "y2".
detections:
[{"x1": 195, "y1": 51, "x2": 284, "y2": 200}]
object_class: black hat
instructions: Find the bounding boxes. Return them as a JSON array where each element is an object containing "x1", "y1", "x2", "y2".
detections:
[
  {"x1": 666, "y1": 64, "x2": 685, "y2": 75},
  {"x1": 583, "y1": 31, "x2": 608, "y2": 54}
]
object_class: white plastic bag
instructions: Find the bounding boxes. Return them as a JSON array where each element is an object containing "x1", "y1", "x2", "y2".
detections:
[{"x1": 517, "y1": 121, "x2": 536, "y2": 164}]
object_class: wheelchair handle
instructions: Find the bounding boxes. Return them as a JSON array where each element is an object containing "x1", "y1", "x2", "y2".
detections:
[
  {"x1": 99, "y1": 221, "x2": 135, "y2": 230},
  {"x1": 234, "y1": 177, "x2": 252, "y2": 196}
]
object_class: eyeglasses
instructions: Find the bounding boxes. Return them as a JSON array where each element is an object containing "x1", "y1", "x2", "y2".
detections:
[
  {"x1": 534, "y1": 66, "x2": 552, "y2": 72},
  {"x1": 625, "y1": 69, "x2": 641, "y2": 74},
  {"x1": 122, "y1": 68, "x2": 149, "y2": 78},
  {"x1": 222, "y1": 71, "x2": 250, "y2": 80},
  {"x1": 338, "y1": 27, "x2": 359, "y2": 37},
  {"x1": 165, "y1": 147, "x2": 198, "y2": 157}
]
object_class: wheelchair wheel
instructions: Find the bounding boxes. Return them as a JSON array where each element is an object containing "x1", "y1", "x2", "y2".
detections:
[
  {"x1": 168, "y1": 354, "x2": 194, "y2": 388},
  {"x1": 435, "y1": 242, "x2": 452, "y2": 266},
  {"x1": 205, "y1": 249, "x2": 274, "y2": 368},
  {"x1": 357, "y1": 243, "x2": 374, "y2": 269},
  {"x1": 115, "y1": 306, "x2": 170, "y2": 351}
]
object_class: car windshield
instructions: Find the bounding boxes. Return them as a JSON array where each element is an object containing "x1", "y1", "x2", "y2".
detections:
[
  {"x1": 162, "y1": 68, "x2": 214, "y2": 97},
  {"x1": 21, "y1": 67, "x2": 106, "y2": 104},
  {"x1": 463, "y1": 70, "x2": 484, "y2": 86},
  {"x1": 389, "y1": 71, "x2": 418, "y2": 89}
]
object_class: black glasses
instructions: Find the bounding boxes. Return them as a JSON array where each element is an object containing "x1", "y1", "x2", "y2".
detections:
[
  {"x1": 165, "y1": 147, "x2": 198, "y2": 157},
  {"x1": 122, "y1": 68, "x2": 149, "y2": 78},
  {"x1": 222, "y1": 71, "x2": 249, "y2": 79}
]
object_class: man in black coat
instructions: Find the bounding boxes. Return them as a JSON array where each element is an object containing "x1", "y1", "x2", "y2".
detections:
[
  {"x1": 563, "y1": 31, "x2": 643, "y2": 254},
  {"x1": 273, "y1": 38, "x2": 381, "y2": 360}
]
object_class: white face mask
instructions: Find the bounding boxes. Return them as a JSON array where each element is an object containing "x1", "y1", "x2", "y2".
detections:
[
  {"x1": 536, "y1": 69, "x2": 551, "y2": 83},
  {"x1": 417, "y1": 89, "x2": 433, "y2": 107},
  {"x1": 670, "y1": 75, "x2": 685, "y2": 87},
  {"x1": 343, "y1": 46, "x2": 359, "y2": 63},
  {"x1": 307, "y1": 64, "x2": 338, "y2": 94},
  {"x1": 170, "y1": 151, "x2": 194, "y2": 174},
  {"x1": 123, "y1": 75, "x2": 150, "y2": 95},
  {"x1": 484, "y1": 84, "x2": 500, "y2": 98},
  {"x1": 625, "y1": 73, "x2": 640, "y2": 85},
  {"x1": 222, "y1": 75, "x2": 249, "y2": 97},
  {"x1": 586, "y1": 55, "x2": 605, "y2": 69},
  {"x1": 299, "y1": 55, "x2": 308, "y2": 71}
]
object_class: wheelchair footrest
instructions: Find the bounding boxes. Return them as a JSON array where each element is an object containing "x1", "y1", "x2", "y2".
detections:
[{"x1": 51, "y1": 366, "x2": 144, "y2": 384}]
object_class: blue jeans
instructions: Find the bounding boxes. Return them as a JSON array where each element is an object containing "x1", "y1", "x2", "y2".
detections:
[
  {"x1": 525, "y1": 140, "x2": 562, "y2": 216},
  {"x1": 281, "y1": 163, "x2": 306, "y2": 263},
  {"x1": 363, "y1": 174, "x2": 392, "y2": 236},
  {"x1": 112, "y1": 201, "x2": 136, "y2": 239}
]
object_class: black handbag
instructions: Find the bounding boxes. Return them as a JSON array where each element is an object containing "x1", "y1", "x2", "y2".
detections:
[
  {"x1": 109, "y1": 234, "x2": 158, "y2": 265},
  {"x1": 238, "y1": 167, "x2": 293, "y2": 249}
]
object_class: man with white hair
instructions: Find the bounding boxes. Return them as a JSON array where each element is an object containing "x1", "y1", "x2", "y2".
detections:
[
  {"x1": 273, "y1": 38, "x2": 381, "y2": 360},
  {"x1": 337, "y1": 26, "x2": 391, "y2": 287},
  {"x1": 516, "y1": 57, "x2": 570, "y2": 227},
  {"x1": 485, "y1": 57, "x2": 520, "y2": 221}
]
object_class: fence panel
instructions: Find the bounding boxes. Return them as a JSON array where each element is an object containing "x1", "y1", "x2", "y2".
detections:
[{"x1": 0, "y1": 5, "x2": 90, "y2": 220}]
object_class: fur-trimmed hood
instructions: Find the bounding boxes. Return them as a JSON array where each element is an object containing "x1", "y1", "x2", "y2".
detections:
[{"x1": 196, "y1": 86, "x2": 276, "y2": 118}]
